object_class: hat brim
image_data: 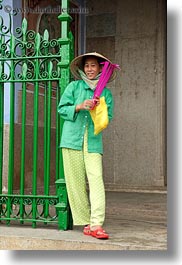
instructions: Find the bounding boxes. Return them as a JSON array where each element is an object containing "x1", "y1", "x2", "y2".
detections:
[{"x1": 70, "y1": 52, "x2": 117, "y2": 82}]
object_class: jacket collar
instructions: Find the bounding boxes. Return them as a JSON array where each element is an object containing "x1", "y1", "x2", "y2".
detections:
[{"x1": 81, "y1": 79, "x2": 91, "y2": 90}]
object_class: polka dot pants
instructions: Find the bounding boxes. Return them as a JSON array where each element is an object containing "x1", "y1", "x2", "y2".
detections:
[{"x1": 62, "y1": 129, "x2": 105, "y2": 228}]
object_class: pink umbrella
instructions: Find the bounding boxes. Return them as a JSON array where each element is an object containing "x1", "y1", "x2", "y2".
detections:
[{"x1": 92, "y1": 61, "x2": 120, "y2": 108}]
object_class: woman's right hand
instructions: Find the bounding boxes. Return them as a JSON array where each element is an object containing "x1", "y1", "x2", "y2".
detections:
[{"x1": 76, "y1": 99, "x2": 95, "y2": 112}]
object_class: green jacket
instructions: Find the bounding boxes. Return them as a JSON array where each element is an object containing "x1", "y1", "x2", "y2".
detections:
[{"x1": 58, "y1": 80, "x2": 114, "y2": 154}]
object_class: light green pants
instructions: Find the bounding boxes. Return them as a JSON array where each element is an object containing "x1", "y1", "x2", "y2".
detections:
[{"x1": 62, "y1": 129, "x2": 105, "y2": 228}]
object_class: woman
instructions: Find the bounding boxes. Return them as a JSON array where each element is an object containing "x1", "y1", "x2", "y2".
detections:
[{"x1": 58, "y1": 52, "x2": 116, "y2": 239}]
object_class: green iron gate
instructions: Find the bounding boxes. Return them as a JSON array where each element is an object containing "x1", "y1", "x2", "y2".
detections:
[{"x1": 0, "y1": 0, "x2": 74, "y2": 229}]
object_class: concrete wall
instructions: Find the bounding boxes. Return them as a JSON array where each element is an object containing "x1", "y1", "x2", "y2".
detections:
[{"x1": 85, "y1": 0, "x2": 166, "y2": 190}]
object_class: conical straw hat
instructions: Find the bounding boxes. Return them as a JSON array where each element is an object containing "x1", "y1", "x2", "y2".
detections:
[{"x1": 70, "y1": 52, "x2": 117, "y2": 82}]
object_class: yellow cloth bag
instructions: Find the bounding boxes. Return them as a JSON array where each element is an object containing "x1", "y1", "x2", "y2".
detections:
[{"x1": 89, "y1": 96, "x2": 109, "y2": 135}]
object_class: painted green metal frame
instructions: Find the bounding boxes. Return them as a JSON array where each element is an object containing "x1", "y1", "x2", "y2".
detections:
[{"x1": 0, "y1": 0, "x2": 74, "y2": 230}]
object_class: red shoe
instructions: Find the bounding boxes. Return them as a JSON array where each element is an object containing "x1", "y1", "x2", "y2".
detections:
[
  {"x1": 83, "y1": 225, "x2": 91, "y2": 236},
  {"x1": 90, "y1": 228, "x2": 109, "y2": 239}
]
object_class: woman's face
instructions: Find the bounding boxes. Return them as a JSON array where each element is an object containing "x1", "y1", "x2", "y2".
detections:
[{"x1": 83, "y1": 57, "x2": 101, "y2": 80}]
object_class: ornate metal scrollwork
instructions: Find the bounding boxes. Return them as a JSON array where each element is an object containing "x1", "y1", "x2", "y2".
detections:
[{"x1": 0, "y1": 10, "x2": 61, "y2": 83}]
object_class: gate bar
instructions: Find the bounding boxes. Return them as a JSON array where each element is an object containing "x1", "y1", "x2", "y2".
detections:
[
  {"x1": 7, "y1": 35, "x2": 15, "y2": 224},
  {"x1": 32, "y1": 33, "x2": 41, "y2": 227},
  {"x1": 0, "y1": 35, "x2": 4, "y2": 194},
  {"x1": 19, "y1": 63, "x2": 27, "y2": 222},
  {"x1": 44, "y1": 62, "x2": 53, "y2": 219},
  {"x1": 0, "y1": 81, "x2": 3, "y2": 194}
]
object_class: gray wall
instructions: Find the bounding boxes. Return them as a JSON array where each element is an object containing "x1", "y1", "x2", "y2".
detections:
[{"x1": 85, "y1": 0, "x2": 166, "y2": 190}]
